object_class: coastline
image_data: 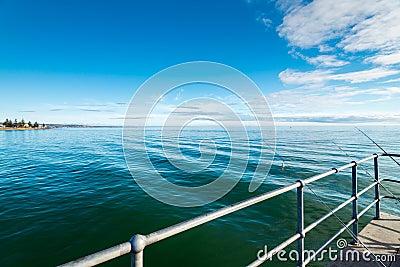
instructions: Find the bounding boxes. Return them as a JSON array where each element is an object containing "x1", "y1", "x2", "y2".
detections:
[{"x1": 0, "y1": 128, "x2": 51, "y2": 131}]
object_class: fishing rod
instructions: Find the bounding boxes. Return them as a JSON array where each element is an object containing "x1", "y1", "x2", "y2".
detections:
[
  {"x1": 305, "y1": 183, "x2": 388, "y2": 267},
  {"x1": 338, "y1": 129, "x2": 399, "y2": 203},
  {"x1": 332, "y1": 141, "x2": 400, "y2": 204},
  {"x1": 356, "y1": 127, "x2": 400, "y2": 167},
  {"x1": 272, "y1": 143, "x2": 388, "y2": 266}
]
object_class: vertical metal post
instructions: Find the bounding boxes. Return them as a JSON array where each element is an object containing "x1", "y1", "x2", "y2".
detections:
[
  {"x1": 131, "y1": 235, "x2": 146, "y2": 267},
  {"x1": 351, "y1": 162, "x2": 358, "y2": 244},
  {"x1": 374, "y1": 155, "x2": 380, "y2": 219},
  {"x1": 297, "y1": 180, "x2": 305, "y2": 267},
  {"x1": 132, "y1": 251, "x2": 143, "y2": 267}
]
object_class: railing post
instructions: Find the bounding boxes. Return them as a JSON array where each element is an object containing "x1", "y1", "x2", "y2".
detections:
[
  {"x1": 351, "y1": 162, "x2": 358, "y2": 244},
  {"x1": 374, "y1": 154, "x2": 380, "y2": 219},
  {"x1": 297, "y1": 180, "x2": 305, "y2": 267},
  {"x1": 131, "y1": 234, "x2": 146, "y2": 267}
]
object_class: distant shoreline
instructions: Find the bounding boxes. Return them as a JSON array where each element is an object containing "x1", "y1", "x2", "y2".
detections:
[
  {"x1": 0, "y1": 127, "x2": 51, "y2": 131},
  {"x1": 0, "y1": 125, "x2": 123, "y2": 130},
  {"x1": 47, "y1": 124, "x2": 121, "y2": 128}
]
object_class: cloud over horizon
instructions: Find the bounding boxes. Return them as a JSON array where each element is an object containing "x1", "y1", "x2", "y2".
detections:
[{"x1": 253, "y1": 0, "x2": 400, "y2": 124}]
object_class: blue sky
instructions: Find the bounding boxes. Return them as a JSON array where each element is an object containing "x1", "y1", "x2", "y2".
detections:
[{"x1": 1, "y1": 0, "x2": 400, "y2": 125}]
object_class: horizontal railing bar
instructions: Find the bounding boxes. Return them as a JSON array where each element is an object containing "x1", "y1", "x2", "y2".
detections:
[
  {"x1": 304, "y1": 219, "x2": 355, "y2": 265},
  {"x1": 145, "y1": 182, "x2": 301, "y2": 245},
  {"x1": 358, "y1": 181, "x2": 378, "y2": 197},
  {"x1": 247, "y1": 234, "x2": 301, "y2": 267},
  {"x1": 303, "y1": 154, "x2": 377, "y2": 185},
  {"x1": 304, "y1": 196, "x2": 355, "y2": 234},
  {"x1": 357, "y1": 154, "x2": 378, "y2": 164},
  {"x1": 303, "y1": 169, "x2": 338, "y2": 185},
  {"x1": 381, "y1": 178, "x2": 400, "y2": 184},
  {"x1": 336, "y1": 162, "x2": 356, "y2": 172},
  {"x1": 58, "y1": 242, "x2": 131, "y2": 267},
  {"x1": 358, "y1": 199, "x2": 378, "y2": 219}
]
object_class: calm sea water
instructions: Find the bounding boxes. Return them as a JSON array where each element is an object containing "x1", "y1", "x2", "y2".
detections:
[{"x1": 1, "y1": 126, "x2": 399, "y2": 267}]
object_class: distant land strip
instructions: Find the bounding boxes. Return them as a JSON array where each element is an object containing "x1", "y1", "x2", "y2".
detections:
[{"x1": 0, "y1": 127, "x2": 50, "y2": 131}]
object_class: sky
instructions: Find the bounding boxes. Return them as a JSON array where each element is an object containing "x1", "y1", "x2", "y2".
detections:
[{"x1": 1, "y1": 0, "x2": 400, "y2": 125}]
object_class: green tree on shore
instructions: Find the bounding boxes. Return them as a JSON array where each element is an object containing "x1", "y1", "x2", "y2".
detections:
[
  {"x1": 3, "y1": 119, "x2": 10, "y2": 127},
  {"x1": 2, "y1": 118, "x2": 45, "y2": 128}
]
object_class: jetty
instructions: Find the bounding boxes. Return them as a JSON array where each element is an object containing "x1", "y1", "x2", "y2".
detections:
[
  {"x1": 328, "y1": 212, "x2": 400, "y2": 267},
  {"x1": 58, "y1": 153, "x2": 400, "y2": 267}
]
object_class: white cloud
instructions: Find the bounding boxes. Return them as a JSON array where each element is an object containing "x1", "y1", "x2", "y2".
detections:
[
  {"x1": 267, "y1": 85, "x2": 400, "y2": 121},
  {"x1": 279, "y1": 67, "x2": 399, "y2": 85},
  {"x1": 267, "y1": 90, "x2": 341, "y2": 116},
  {"x1": 278, "y1": 69, "x2": 331, "y2": 85},
  {"x1": 272, "y1": 113, "x2": 400, "y2": 124},
  {"x1": 275, "y1": 0, "x2": 303, "y2": 14},
  {"x1": 318, "y1": 45, "x2": 335, "y2": 53},
  {"x1": 277, "y1": 0, "x2": 377, "y2": 49},
  {"x1": 386, "y1": 87, "x2": 400, "y2": 94},
  {"x1": 381, "y1": 77, "x2": 400, "y2": 84},
  {"x1": 332, "y1": 68, "x2": 400, "y2": 83},
  {"x1": 339, "y1": 1, "x2": 400, "y2": 52},
  {"x1": 304, "y1": 55, "x2": 349, "y2": 67},
  {"x1": 256, "y1": 14, "x2": 272, "y2": 28},
  {"x1": 277, "y1": 0, "x2": 400, "y2": 54},
  {"x1": 289, "y1": 49, "x2": 349, "y2": 68},
  {"x1": 266, "y1": 86, "x2": 381, "y2": 117},
  {"x1": 365, "y1": 52, "x2": 400, "y2": 65}
]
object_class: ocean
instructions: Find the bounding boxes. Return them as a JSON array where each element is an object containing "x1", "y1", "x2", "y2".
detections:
[{"x1": 1, "y1": 126, "x2": 399, "y2": 266}]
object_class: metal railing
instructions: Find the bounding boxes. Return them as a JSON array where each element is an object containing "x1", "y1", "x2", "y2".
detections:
[{"x1": 59, "y1": 153, "x2": 400, "y2": 267}]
